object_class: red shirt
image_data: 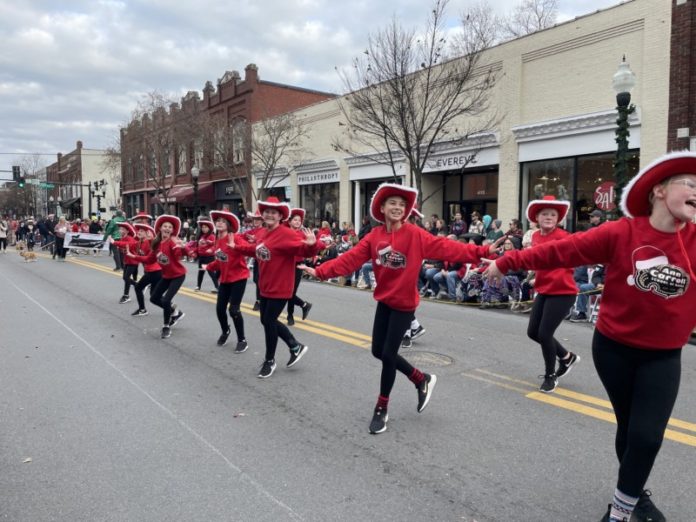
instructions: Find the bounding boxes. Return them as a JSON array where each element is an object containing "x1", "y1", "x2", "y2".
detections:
[
  {"x1": 196, "y1": 233, "x2": 216, "y2": 257},
  {"x1": 315, "y1": 223, "x2": 490, "y2": 312},
  {"x1": 527, "y1": 227, "x2": 577, "y2": 295},
  {"x1": 112, "y1": 236, "x2": 140, "y2": 266},
  {"x1": 205, "y1": 235, "x2": 250, "y2": 283},
  {"x1": 133, "y1": 238, "x2": 161, "y2": 273},
  {"x1": 133, "y1": 238, "x2": 186, "y2": 279},
  {"x1": 496, "y1": 217, "x2": 696, "y2": 350},
  {"x1": 234, "y1": 225, "x2": 318, "y2": 299}
]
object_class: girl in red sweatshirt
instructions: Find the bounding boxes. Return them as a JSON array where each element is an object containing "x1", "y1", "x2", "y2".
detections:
[
  {"x1": 128, "y1": 215, "x2": 187, "y2": 339},
  {"x1": 285, "y1": 208, "x2": 312, "y2": 325},
  {"x1": 228, "y1": 197, "x2": 318, "y2": 379},
  {"x1": 130, "y1": 223, "x2": 161, "y2": 317},
  {"x1": 486, "y1": 152, "x2": 696, "y2": 522},
  {"x1": 194, "y1": 219, "x2": 220, "y2": 293},
  {"x1": 110, "y1": 222, "x2": 139, "y2": 305},
  {"x1": 512, "y1": 196, "x2": 579, "y2": 394},
  {"x1": 205, "y1": 210, "x2": 250, "y2": 353},
  {"x1": 303, "y1": 183, "x2": 493, "y2": 435}
]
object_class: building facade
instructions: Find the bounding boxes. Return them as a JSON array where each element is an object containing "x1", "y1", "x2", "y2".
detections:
[{"x1": 260, "y1": 0, "x2": 675, "y2": 232}]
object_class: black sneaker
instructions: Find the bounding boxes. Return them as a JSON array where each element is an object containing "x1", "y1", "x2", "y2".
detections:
[
  {"x1": 252, "y1": 300, "x2": 260, "y2": 311},
  {"x1": 633, "y1": 490, "x2": 666, "y2": 522},
  {"x1": 258, "y1": 359, "x2": 276, "y2": 379},
  {"x1": 235, "y1": 340, "x2": 248, "y2": 354},
  {"x1": 287, "y1": 314, "x2": 295, "y2": 326},
  {"x1": 556, "y1": 352, "x2": 580, "y2": 379},
  {"x1": 169, "y1": 310, "x2": 185, "y2": 327},
  {"x1": 569, "y1": 312, "x2": 588, "y2": 323},
  {"x1": 161, "y1": 326, "x2": 171, "y2": 339},
  {"x1": 417, "y1": 374, "x2": 437, "y2": 412},
  {"x1": 410, "y1": 325, "x2": 426, "y2": 340},
  {"x1": 369, "y1": 406, "x2": 388, "y2": 434},
  {"x1": 301, "y1": 302, "x2": 312, "y2": 320},
  {"x1": 539, "y1": 374, "x2": 558, "y2": 393},
  {"x1": 119, "y1": 295, "x2": 130, "y2": 304},
  {"x1": 287, "y1": 344, "x2": 308, "y2": 368},
  {"x1": 401, "y1": 335, "x2": 412, "y2": 348},
  {"x1": 131, "y1": 309, "x2": 148, "y2": 316},
  {"x1": 217, "y1": 329, "x2": 230, "y2": 347}
]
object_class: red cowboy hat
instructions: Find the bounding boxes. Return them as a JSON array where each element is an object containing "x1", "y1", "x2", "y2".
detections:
[
  {"x1": 117, "y1": 221, "x2": 136, "y2": 236},
  {"x1": 257, "y1": 196, "x2": 290, "y2": 222},
  {"x1": 130, "y1": 211, "x2": 153, "y2": 222},
  {"x1": 369, "y1": 183, "x2": 418, "y2": 224},
  {"x1": 134, "y1": 223, "x2": 155, "y2": 236},
  {"x1": 621, "y1": 151, "x2": 696, "y2": 218},
  {"x1": 196, "y1": 218, "x2": 215, "y2": 232},
  {"x1": 154, "y1": 215, "x2": 181, "y2": 237},
  {"x1": 210, "y1": 210, "x2": 240, "y2": 234},
  {"x1": 526, "y1": 195, "x2": 570, "y2": 223},
  {"x1": 289, "y1": 208, "x2": 306, "y2": 222}
]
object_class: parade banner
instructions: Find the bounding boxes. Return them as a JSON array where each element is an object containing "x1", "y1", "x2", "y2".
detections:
[{"x1": 64, "y1": 232, "x2": 108, "y2": 251}]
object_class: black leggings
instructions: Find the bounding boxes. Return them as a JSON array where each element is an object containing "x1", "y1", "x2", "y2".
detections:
[
  {"x1": 259, "y1": 297, "x2": 298, "y2": 361},
  {"x1": 371, "y1": 302, "x2": 416, "y2": 398},
  {"x1": 286, "y1": 267, "x2": 306, "y2": 316},
  {"x1": 197, "y1": 255, "x2": 219, "y2": 289},
  {"x1": 217, "y1": 279, "x2": 247, "y2": 341},
  {"x1": 253, "y1": 260, "x2": 260, "y2": 301},
  {"x1": 593, "y1": 330, "x2": 681, "y2": 497},
  {"x1": 150, "y1": 275, "x2": 185, "y2": 325},
  {"x1": 55, "y1": 237, "x2": 66, "y2": 259},
  {"x1": 0, "y1": 238, "x2": 6, "y2": 251},
  {"x1": 527, "y1": 293, "x2": 576, "y2": 375},
  {"x1": 122, "y1": 265, "x2": 139, "y2": 296},
  {"x1": 135, "y1": 270, "x2": 162, "y2": 310}
]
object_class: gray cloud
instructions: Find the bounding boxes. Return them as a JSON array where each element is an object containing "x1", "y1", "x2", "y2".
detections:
[{"x1": 0, "y1": 0, "x2": 620, "y2": 173}]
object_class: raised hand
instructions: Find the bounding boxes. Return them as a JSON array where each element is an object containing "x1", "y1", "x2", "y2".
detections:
[
  {"x1": 227, "y1": 234, "x2": 236, "y2": 248},
  {"x1": 298, "y1": 263, "x2": 317, "y2": 278},
  {"x1": 301, "y1": 227, "x2": 317, "y2": 246}
]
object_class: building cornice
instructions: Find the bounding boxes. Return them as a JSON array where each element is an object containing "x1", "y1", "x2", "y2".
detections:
[
  {"x1": 511, "y1": 108, "x2": 641, "y2": 142},
  {"x1": 295, "y1": 159, "x2": 339, "y2": 174}
]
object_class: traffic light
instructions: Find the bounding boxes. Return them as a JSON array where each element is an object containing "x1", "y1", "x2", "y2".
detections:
[
  {"x1": 18, "y1": 176, "x2": 25, "y2": 188},
  {"x1": 12, "y1": 166, "x2": 20, "y2": 181}
]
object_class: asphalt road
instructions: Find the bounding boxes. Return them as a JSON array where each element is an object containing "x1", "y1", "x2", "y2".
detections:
[{"x1": 1, "y1": 249, "x2": 695, "y2": 521}]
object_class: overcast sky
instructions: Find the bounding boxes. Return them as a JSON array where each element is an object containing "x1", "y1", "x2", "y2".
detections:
[{"x1": 0, "y1": 0, "x2": 622, "y2": 175}]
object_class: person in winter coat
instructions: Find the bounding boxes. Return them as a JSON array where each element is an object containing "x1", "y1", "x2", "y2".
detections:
[
  {"x1": 485, "y1": 152, "x2": 696, "y2": 522},
  {"x1": 103, "y1": 210, "x2": 126, "y2": 270}
]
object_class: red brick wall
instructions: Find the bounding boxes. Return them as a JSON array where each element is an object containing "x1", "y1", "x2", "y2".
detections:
[
  {"x1": 668, "y1": 0, "x2": 696, "y2": 151},
  {"x1": 251, "y1": 83, "x2": 335, "y2": 122}
]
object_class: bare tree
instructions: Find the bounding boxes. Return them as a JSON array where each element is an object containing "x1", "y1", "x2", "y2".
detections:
[
  {"x1": 250, "y1": 112, "x2": 311, "y2": 201},
  {"x1": 334, "y1": 0, "x2": 499, "y2": 204},
  {"x1": 502, "y1": 0, "x2": 558, "y2": 39}
]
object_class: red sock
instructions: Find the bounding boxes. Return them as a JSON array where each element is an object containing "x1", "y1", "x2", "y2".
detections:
[
  {"x1": 409, "y1": 368, "x2": 425, "y2": 386},
  {"x1": 376, "y1": 395, "x2": 389, "y2": 409}
]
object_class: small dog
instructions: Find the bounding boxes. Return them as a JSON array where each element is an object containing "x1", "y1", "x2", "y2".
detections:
[{"x1": 20, "y1": 250, "x2": 37, "y2": 262}]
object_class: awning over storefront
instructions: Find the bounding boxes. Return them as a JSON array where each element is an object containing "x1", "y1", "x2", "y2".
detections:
[
  {"x1": 59, "y1": 197, "x2": 81, "y2": 208},
  {"x1": 151, "y1": 182, "x2": 215, "y2": 205}
]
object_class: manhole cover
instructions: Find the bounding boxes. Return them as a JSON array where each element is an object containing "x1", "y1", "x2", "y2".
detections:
[{"x1": 402, "y1": 351, "x2": 454, "y2": 367}]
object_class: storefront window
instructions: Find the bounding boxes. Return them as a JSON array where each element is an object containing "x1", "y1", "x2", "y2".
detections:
[
  {"x1": 523, "y1": 158, "x2": 574, "y2": 226},
  {"x1": 301, "y1": 183, "x2": 339, "y2": 228}
]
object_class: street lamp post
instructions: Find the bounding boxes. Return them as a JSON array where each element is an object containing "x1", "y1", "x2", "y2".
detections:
[
  {"x1": 612, "y1": 55, "x2": 637, "y2": 214},
  {"x1": 48, "y1": 196, "x2": 54, "y2": 216},
  {"x1": 191, "y1": 166, "x2": 200, "y2": 219}
]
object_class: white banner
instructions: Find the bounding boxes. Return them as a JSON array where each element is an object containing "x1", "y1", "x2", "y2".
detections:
[{"x1": 64, "y1": 232, "x2": 108, "y2": 251}]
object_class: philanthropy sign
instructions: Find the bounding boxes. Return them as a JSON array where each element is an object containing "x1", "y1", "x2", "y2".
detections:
[{"x1": 297, "y1": 171, "x2": 340, "y2": 185}]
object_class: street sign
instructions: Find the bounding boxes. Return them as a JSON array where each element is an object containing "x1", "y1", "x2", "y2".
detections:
[
  {"x1": 39, "y1": 182, "x2": 55, "y2": 189},
  {"x1": 27, "y1": 178, "x2": 39, "y2": 185}
]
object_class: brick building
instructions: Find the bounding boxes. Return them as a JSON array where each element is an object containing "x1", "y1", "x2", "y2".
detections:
[
  {"x1": 668, "y1": 0, "x2": 696, "y2": 151},
  {"x1": 119, "y1": 64, "x2": 335, "y2": 219}
]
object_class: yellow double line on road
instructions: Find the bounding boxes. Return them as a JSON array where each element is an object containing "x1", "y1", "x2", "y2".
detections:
[
  {"x1": 66, "y1": 256, "x2": 372, "y2": 349},
  {"x1": 463, "y1": 368, "x2": 696, "y2": 448}
]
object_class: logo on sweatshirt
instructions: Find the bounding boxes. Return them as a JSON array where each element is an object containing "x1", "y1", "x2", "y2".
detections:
[
  {"x1": 215, "y1": 249, "x2": 228, "y2": 262},
  {"x1": 156, "y1": 252, "x2": 169, "y2": 266},
  {"x1": 627, "y1": 246, "x2": 689, "y2": 299},
  {"x1": 375, "y1": 243, "x2": 406, "y2": 270},
  {"x1": 256, "y1": 243, "x2": 271, "y2": 262}
]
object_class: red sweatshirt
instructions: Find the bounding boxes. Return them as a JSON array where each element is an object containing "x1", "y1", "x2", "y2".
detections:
[
  {"x1": 112, "y1": 236, "x2": 140, "y2": 266},
  {"x1": 527, "y1": 227, "x2": 576, "y2": 295},
  {"x1": 496, "y1": 217, "x2": 696, "y2": 350},
  {"x1": 133, "y1": 238, "x2": 161, "y2": 273},
  {"x1": 196, "y1": 233, "x2": 216, "y2": 257},
  {"x1": 132, "y1": 238, "x2": 186, "y2": 279},
  {"x1": 205, "y1": 235, "x2": 250, "y2": 283},
  {"x1": 234, "y1": 225, "x2": 319, "y2": 299},
  {"x1": 315, "y1": 223, "x2": 490, "y2": 312}
]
